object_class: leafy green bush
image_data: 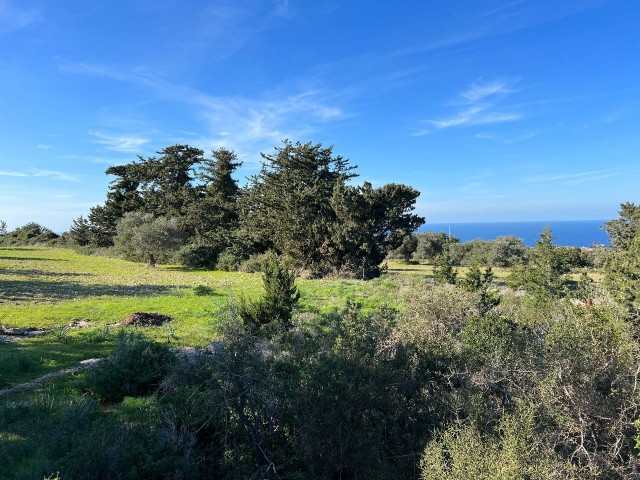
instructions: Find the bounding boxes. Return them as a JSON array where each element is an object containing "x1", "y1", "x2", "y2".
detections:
[
  {"x1": 85, "y1": 332, "x2": 176, "y2": 403},
  {"x1": 175, "y1": 243, "x2": 219, "y2": 268},
  {"x1": 215, "y1": 248, "x2": 242, "y2": 271},
  {"x1": 238, "y1": 251, "x2": 276, "y2": 273},
  {"x1": 420, "y1": 407, "x2": 579, "y2": 480},
  {"x1": 0, "y1": 222, "x2": 59, "y2": 246},
  {"x1": 238, "y1": 254, "x2": 300, "y2": 334}
]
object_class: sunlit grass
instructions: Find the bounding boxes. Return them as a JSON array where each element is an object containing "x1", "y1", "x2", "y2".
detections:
[{"x1": 0, "y1": 247, "x2": 421, "y2": 388}]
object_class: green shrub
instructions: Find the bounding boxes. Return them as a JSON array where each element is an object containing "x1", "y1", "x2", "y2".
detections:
[
  {"x1": 238, "y1": 251, "x2": 276, "y2": 273},
  {"x1": 85, "y1": 332, "x2": 176, "y2": 403},
  {"x1": 215, "y1": 248, "x2": 241, "y2": 271},
  {"x1": 175, "y1": 243, "x2": 219, "y2": 269},
  {"x1": 0, "y1": 222, "x2": 58, "y2": 246},
  {"x1": 238, "y1": 255, "x2": 300, "y2": 335},
  {"x1": 420, "y1": 406, "x2": 579, "y2": 480}
]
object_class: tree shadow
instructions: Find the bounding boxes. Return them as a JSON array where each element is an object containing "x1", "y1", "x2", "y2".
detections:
[
  {"x1": 163, "y1": 266, "x2": 212, "y2": 273},
  {"x1": 0, "y1": 256, "x2": 68, "y2": 262},
  {"x1": 0, "y1": 267, "x2": 92, "y2": 278},
  {"x1": 0, "y1": 336, "x2": 114, "y2": 388},
  {"x1": 0, "y1": 279, "x2": 178, "y2": 302}
]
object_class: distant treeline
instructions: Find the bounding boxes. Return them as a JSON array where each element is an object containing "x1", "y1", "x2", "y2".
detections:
[{"x1": 388, "y1": 230, "x2": 612, "y2": 269}]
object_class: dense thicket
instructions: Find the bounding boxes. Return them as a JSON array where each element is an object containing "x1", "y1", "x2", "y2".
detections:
[
  {"x1": 70, "y1": 140, "x2": 424, "y2": 278},
  {"x1": 11, "y1": 279, "x2": 638, "y2": 479},
  {"x1": 0, "y1": 222, "x2": 59, "y2": 246},
  {"x1": 2, "y1": 205, "x2": 640, "y2": 478}
]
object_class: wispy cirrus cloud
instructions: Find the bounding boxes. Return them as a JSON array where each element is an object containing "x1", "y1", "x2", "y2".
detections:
[
  {"x1": 65, "y1": 63, "x2": 348, "y2": 159},
  {"x1": 0, "y1": 0, "x2": 40, "y2": 34},
  {"x1": 32, "y1": 169, "x2": 82, "y2": 182},
  {"x1": 0, "y1": 170, "x2": 28, "y2": 177},
  {"x1": 525, "y1": 169, "x2": 616, "y2": 185},
  {"x1": 418, "y1": 79, "x2": 521, "y2": 134},
  {"x1": 0, "y1": 169, "x2": 80, "y2": 182},
  {"x1": 478, "y1": 1, "x2": 526, "y2": 18},
  {"x1": 459, "y1": 80, "x2": 512, "y2": 103},
  {"x1": 89, "y1": 131, "x2": 151, "y2": 153}
]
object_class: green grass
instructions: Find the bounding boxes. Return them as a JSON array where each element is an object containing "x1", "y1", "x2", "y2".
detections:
[{"x1": 0, "y1": 247, "x2": 421, "y2": 388}]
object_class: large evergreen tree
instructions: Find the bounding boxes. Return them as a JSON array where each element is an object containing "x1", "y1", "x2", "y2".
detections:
[
  {"x1": 330, "y1": 182, "x2": 424, "y2": 278},
  {"x1": 605, "y1": 202, "x2": 640, "y2": 321},
  {"x1": 239, "y1": 141, "x2": 423, "y2": 278},
  {"x1": 238, "y1": 140, "x2": 357, "y2": 274},
  {"x1": 192, "y1": 148, "x2": 242, "y2": 249}
]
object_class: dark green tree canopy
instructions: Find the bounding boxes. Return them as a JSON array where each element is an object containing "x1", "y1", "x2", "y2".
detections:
[
  {"x1": 75, "y1": 140, "x2": 424, "y2": 277},
  {"x1": 239, "y1": 141, "x2": 423, "y2": 278},
  {"x1": 605, "y1": 202, "x2": 640, "y2": 321}
]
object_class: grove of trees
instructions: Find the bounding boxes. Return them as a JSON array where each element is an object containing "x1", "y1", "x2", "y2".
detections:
[{"x1": 69, "y1": 141, "x2": 423, "y2": 278}]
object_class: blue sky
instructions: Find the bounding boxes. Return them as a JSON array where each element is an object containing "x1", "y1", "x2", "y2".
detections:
[{"x1": 1, "y1": 0, "x2": 639, "y2": 232}]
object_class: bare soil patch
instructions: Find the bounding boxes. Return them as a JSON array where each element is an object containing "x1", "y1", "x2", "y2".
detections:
[{"x1": 121, "y1": 312, "x2": 173, "y2": 327}]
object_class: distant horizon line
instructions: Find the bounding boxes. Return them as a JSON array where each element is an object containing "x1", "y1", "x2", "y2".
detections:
[{"x1": 424, "y1": 219, "x2": 610, "y2": 225}]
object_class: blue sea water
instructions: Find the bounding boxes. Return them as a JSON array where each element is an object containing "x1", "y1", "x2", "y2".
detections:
[{"x1": 420, "y1": 220, "x2": 611, "y2": 247}]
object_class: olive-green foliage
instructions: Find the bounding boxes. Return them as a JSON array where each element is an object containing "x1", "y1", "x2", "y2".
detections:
[
  {"x1": 114, "y1": 212, "x2": 187, "y2": 266},
  {"x1": 459, "y1": 264, "x2": 500, "y2": 314},
  {"x1": 508, "y1": 227, "x2": 571, "y2": 301},
  {"x1": 420, "y1": 407, "x2": 579, "y2": 480},
  {"x1": 0, "y1": 222, "x2": 59, "y2": 246},
  {"x1": 540, "y1": 305, "x2": 640, "y2": 477},
  {"x1": 605, "y1": 203, "x2": 640, "y2": 321},
  {"x1": 238, "y1": 255, "x2": 300, "y2": 334},
  {"x1": 85, "y1": 332, "x2": 176, "y2": 403},
  {"x1": 414, "y1": 231, "x2": 458, "y2": 261},
  {"x1": 175, "y1": 242, "x2": 219, "y2": 268},
  {"x1": 238, "y1": 140, "x2": 423, "y2": 278},
  {"x1": 329, "y1": 181, "x2": 424, "y2": 278},
  {"x1": 433, "y1": 252, "x2": 457, "y2": 284},
  {"x1": 215, "y1": 247, "x2": 242, "y2": 271},
  {"x1": 388, "y1": 233, "x2": 419, "y2": 261},
  {"x1": 489, "y1": 235, "x2": 527, "y2": 267},
  {"x1": 605, "y1": 202, "x2": 640, "y2": 250},
  {"x1": 414, "y1": 234, "x2": 527, "y2": 268},
  {"x1": 238, "y1": 251, "x2": 278, "y2": 273}
]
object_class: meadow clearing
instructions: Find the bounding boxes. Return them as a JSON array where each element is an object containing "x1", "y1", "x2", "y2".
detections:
[{"x1": 0, "y1": 246, "x2": 449, "y2": 389}]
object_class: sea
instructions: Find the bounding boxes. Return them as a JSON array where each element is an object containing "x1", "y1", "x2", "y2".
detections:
[{"x1": 420, "y1": 220, "x2": 611, "y2": 247}]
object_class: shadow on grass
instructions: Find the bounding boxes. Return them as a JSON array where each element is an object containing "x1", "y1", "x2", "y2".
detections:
[
  {"x1": 0, "y1": 336, "x2": 114, "y2": 388},
  {"x1": 0, "y1": 268, "x2": 92, "y2": 278},
  {"x1": 163, "y1": 265, "x2": 216, "y2": 273},
  {"x1": 387, "y1": 267, "x2": 428, "y2": 273},
  {"x1": 0, "y1": 256, "x2": 68, "y2": 262},
  {"x1": 0, "y1": 279, "x2": 179, "y2": 302}
]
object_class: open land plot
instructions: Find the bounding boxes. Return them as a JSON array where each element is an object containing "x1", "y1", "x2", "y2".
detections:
[{"x1": 0, "y1": 247, "x2": 420, "y2": 388}]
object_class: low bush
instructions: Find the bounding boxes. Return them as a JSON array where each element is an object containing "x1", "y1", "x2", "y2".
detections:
[
  {"x1": 175, "y1": 243, "x2": 219, "y2": 269},
  {"x1": 85, "y1": 332, "x2": 176, "y2": 403}
]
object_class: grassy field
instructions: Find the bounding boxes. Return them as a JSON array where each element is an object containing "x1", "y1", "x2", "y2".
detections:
[
  {"x1": 0, "y1": 246, "x2": 602, "y2": 391},
  {"x1": 0, "y1": 246, "x2": 423, "y2": 388}
]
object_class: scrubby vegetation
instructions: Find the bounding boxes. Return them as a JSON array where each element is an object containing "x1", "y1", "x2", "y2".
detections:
[{"x1": 1, "y1": 137, "x2": 639, "y2": 478}]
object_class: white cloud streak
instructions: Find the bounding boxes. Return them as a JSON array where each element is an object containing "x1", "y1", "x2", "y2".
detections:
[
  {"x1": 32, "y1": 170, "x2": 82, "y2": 182},
  {"x1": 89, "y1": 131, "x2": 151, "y2": 153},
  {"x1": 0, "y1": 0, "x2": 39, "y2": 34},
  {"x1": 422, "y1": 79, "x2": 522, "y2": 132},
  {"x1": 64, "y1": 63, "x2": 347, "y2": 159},
  {"x1": 525, "y1": 170, "x2": 616, "y2": 185},
  {"x1": 460, "y1": 80, "x2": 511, "y2": 102},
  {"x1": 0, "y1": 169, "x2": 81, "y2": 182}
]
